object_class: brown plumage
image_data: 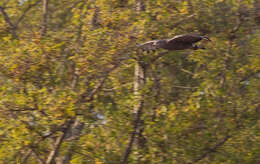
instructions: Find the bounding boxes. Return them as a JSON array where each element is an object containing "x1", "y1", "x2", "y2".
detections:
[{"x1": 137, "y1": 34, "x2": 211, "y2": 52}]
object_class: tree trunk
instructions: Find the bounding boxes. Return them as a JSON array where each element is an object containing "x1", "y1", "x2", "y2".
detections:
[
  {"x1": 121, "y1": 1, "x2": 146, "y2": 163},
  {"x1": 41, "y1": 0, "x2": 49, "y2": 37},
  {"x1": 122, "y1": 62, "x2": 146, "y2": 164},
  {"x1": 254, "y1": 0, "x2": 260, "y2": 24}
]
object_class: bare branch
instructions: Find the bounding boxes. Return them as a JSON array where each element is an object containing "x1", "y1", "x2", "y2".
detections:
[
  {"x1": 15, "y1": 0, "x2": 41, "y2": 27},
  {"x1": 240, "y1": 70, "x2": 260, "y2": 83},
  {"x1": 31, "y1": 148, "x2": 45, "y2": 164},
  {"x1": 172, "y1": 85, "x2": 198, "y2": 89},
  {"x1": 121, "y1": 1, "x2": 146, "y2": 163},
  {"x1": 0, "y1": 0, "x2": 41, "y2": 38},
  {"x1": 91, "y1": 7, "x2": 100, "y2": 29},
  {"x1": 122, "y1": 53, "x2": 146, "y2": 164},
  {"x1": 0, "y1": 6, "x2": 17, "y2": 38},
  {"x1": 121, "y1": 96, "x2": 144, "y2": 164},
  {"x1": 0, "y1": 6, "x2": 14, "y2": 28},
  {"x1": 192, "y1": 135, "x2": 231, "y2": 163},
  {"x1": 21, "y1": 149, "x2": 33, "y2": 164},
  {"x1": 21, "y1": 123, "x2": 65, "y2": 164},
  {"x1": 180, "y1": 68, "x2": 196, "y2": 76},
  {"x1": 122, "y1": 64, "x2": 146, "y2": 164},
  {"x1": 78, "y1": 60, "x2": 123, "y2": 104},
  {"x1": 46, "y1": 120, "x2": 72, "y2": 164},
  {"x1": 41, "y1": 0, "x2": 49, "y2": 37},
  {"x1": 21, "y1": 130, "x2": 55, "y2": 164}
]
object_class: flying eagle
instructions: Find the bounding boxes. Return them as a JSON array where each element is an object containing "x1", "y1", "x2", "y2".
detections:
[{"x1": 137, "y1": 34, "x2": 211, "y2": 52}]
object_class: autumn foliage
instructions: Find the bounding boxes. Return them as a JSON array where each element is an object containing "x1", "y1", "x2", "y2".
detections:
[{"x1": 0, "y1": 0, "x2": 259, "y2": 163}]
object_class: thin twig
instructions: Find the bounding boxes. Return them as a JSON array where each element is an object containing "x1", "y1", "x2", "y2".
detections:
[
  {"x1": 192, "y1": 135, "x2": 231, "y2": 163},
  {"x1": 172, "y1": 85, "x2": 198, "y2": 89},
  {"x1": 78, "y1": 59, "x2": 124, "y2": 104},
  {"x1": 170, "y1": 14, "x2": 195, "y2": 30}
]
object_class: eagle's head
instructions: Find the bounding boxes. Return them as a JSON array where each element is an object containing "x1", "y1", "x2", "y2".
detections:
[{"x1": 201, "y1": 36, "x2": 211, "y2": 42}]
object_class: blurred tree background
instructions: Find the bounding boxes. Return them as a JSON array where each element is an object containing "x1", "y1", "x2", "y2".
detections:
[{"x1": 0, "y1": 0, "x2": 259, "y2": 163}]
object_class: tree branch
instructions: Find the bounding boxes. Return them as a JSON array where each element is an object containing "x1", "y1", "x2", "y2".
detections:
[
  {"x1": 122, "y1": 62, "x2": 146, "y2": 164},
  {"x1": 21, "y1": 149, "x2": 33, "y2": 164},
  {"x1": 21, "y1": 128, "x2": 58, "y2": 164},
  {"x1": 31, "y1": 148, "x2": 45, "y2": 164},
  {"x1": 240, "y1": 70, "x2": 260, "y2": 83},
  {"x1": 15, "y1": 0, "x2": 41, "y2": 27},
  {"x1": 121, "y1": 1, "x2": 146, "y2": 163},
  {"x1": 46, "y1": 120, "x2": 73, "y2": 164},
  {"x1": 121, "y1": 96, "x2": 144, "y2": 164},
  {"x1": 78, "y1": 59, "x2": 123, "y2": 104},
  {"x1": 41, "y1": 0, "x2": 49, "y2": 37},
  {"x1": 0, "y1": 0, "x2": 41, "y2": 38},
  {"x1": 21, "y1": 123, "x2": 66, "y2": 163},
  {"x1": 192, "y1": 135, "x2": 231, "y2": 163},
  {"x1": 0, "y1": 6, "x2": 17, "y2": 38}
]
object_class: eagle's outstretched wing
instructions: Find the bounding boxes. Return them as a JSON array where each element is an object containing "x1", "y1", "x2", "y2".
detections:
[
  {"x1": 167, "y1": 34, "x2": 208, "y2": 44},
  {"x1": 137, "y1": 39, "x2": 167, "y2": 51}
]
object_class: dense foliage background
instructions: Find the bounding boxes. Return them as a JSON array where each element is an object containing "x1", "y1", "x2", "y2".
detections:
[{"x1": 0, "y1": 0, "x2": 259, "y2": 163}]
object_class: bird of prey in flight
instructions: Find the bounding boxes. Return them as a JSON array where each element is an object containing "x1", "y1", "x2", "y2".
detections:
[{"x1": 137, "y1": 34, "x2": 211, "y2": 52}]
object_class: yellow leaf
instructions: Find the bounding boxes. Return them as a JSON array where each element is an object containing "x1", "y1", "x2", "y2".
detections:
[{"x1": 95, "y1": 159, "x2": 103, "y2": 164}]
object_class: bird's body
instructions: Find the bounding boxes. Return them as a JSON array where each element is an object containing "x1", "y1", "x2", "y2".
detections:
[{"x1": 137, "y1": 34, "x2": 211, "y2": 52}]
